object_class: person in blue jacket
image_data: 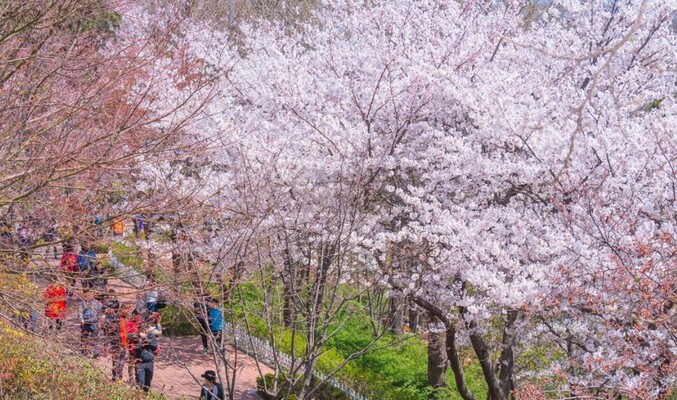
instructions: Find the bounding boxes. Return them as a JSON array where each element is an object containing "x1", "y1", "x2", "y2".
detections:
[
  {"x1": 77, "y1": 243, "x2": 96, "y2": 288},
  {"x1": 196, "y1": 298, "x2": 223, "y2": 354}
]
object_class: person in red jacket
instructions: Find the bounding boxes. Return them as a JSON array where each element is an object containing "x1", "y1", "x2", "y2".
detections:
[
  {"x1": 43, "y1": 282, "x2": 67, "y2": 330},
  {"x1": 60, "y1": 243, "x2": 78, "y2": 293}
]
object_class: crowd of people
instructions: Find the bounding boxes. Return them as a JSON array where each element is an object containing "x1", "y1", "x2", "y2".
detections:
[
  {"x1": 2, "y1": 215, "x2": 227, "y2": 399},
  {"x1": 43, "y1": 271, "x2": 165, "y2": 392}
]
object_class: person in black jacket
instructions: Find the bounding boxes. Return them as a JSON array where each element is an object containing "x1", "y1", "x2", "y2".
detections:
[
  {"x1": 129, "y1": 331, "x2": 157, "y2": 392},
  {"x1": 199, "y1": 370, "x2": 224, "y2": 400}
]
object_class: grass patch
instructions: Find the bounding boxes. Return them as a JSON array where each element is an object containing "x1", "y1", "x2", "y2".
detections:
[{"x1": 228, "y1": 281, "x2": 488, "y2": 400}]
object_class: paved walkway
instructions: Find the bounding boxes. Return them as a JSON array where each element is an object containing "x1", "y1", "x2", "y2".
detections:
[{"x1": 33, "y1": 258, "x2": 271, "y2": 400}]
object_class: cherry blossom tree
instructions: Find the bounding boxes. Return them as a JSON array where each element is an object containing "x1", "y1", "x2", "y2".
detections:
[
  {"x1": 192, "y1": 0, "x2": 674, "y2": 398},
  {"x1": 100, "y1": 0, "x2": 677, "y2": 398}
]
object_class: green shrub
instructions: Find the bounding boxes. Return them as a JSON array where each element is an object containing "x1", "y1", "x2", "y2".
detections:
[
  {"x1": 160, "y1": 305, "x2": 200, "y2": 336},
  {"x1": 235, "y1": 282, "x2": 488, "y2": 400},
  {"x1": 257, "y1": 373, "x2": 349, "y2": 400}
]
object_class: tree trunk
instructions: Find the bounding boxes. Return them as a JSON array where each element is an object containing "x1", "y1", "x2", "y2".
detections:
[
  {"x1": 427, "y1": 316, "x2": 447, "y2": 389},
  {"x1": 446, "y1": 326, "x2": 477, "y2": 400},
  {"x1": 282, "y1": 249, "x2": 296, "y2": 328},
  {"x1": 409, "y1": 304, "x2": 419, "y2": 333},
  {"x1": 390, "y1": 290, "x2": 404, "y2": 336},
  {"x1": 496, "y1": 310, "x2": 518, "y2": 398}
]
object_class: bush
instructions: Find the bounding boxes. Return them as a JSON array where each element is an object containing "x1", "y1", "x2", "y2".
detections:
[
  {"x1": 0, "y1": 322, "x2": 166, "y2": 399},
  {"x1": 159, "y1": 305, "x2": 200, "y2": 336},
  {"x1": 257, "y1": 373, "x2": 350, "y2": 400}
]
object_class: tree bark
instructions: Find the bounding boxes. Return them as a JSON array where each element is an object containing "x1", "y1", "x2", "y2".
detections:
[
  {"x1": 446, "y1": 326, "x2": 477, "y2": 400},
  {"x1": 409, "y1": 303, "x2": 419, "y2": 333},
  {"x1": 427, "y1": 316, "x2": 447, "y2": 388},
  {"x1": 496, "y1": 310, "x2": 518, "y2": 398},
  {"x1": 390, "y1": 290, "x2": 404, "y2": 336},
  {"x1": 282, "y1": 248, "x2": 296, "y2": 328},
  {"x1": 462, "y1": 312, "x2": 505, "y2": 400},
  {"x1": 409, "y1": 294, "x2": 477, "y2": 400}
]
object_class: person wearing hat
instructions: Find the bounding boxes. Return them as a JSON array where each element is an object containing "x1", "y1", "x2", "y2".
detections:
[{"x1": 199, "y1": 370, "x2": 224, "y2": 400}]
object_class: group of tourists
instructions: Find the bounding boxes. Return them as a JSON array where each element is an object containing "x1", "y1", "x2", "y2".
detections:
[
  {"x1": 5, "y1": 213, "x2": 229, "y2": 399},
  {"x1": 42, "y1": 278, "x2": 164, "y2": 392}
]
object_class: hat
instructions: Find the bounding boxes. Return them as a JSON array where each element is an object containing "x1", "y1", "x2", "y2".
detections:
[{"x1": 201, "y1": 370, "x2": 216, "y2": 382}]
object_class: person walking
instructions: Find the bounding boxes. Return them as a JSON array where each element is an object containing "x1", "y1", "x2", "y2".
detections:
[
  {"x1": 145, "y1": 285, "x2": 159, "y2": 314},
  {"x1": 43, "y1": 281, "x2": 67, "y2": 331},
  {"x1": 115, "y1": 309, "x2": 129, "y2": 380},
  {"x1": 77, "y1": 243, "x2": 96, "y2": 289},
  {"x1": 198, "y1": 298, "x2": 223, "y2": 354},
  {"x1": 198, "y1": 370, "x2": 225, "y2": 400},
  {"x1": 126, "y1": 309, "x2": 142, "y2": 381},
  {"x1": 194, "y1": 299, "x2": 209, "y2": 354},
  {"x1": 129, "y1": 330, "x2": 157, "y2": 392},
  {"x1": 103, "y1": 289, "x2": 120, "y2": 312},
  {"x1": 132, "y1": 214, "x2": 145, "y2": 239},
  {"x1": 78, "y1": 289, "x2": 103, "y2": 358},
  {"x1": 17, "y1": 221, "x2": 32, "y2": 259}
]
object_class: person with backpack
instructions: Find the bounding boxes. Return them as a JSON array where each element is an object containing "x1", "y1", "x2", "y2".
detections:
[
  {"x1": 78, "y1": 289, "x2": 103, "y2": 358},
  {"x1": 77, "y1": 243, "x2": 96, "y2": 288},
  {"x1": 198, "y1": 370, "x2": 225, "y2": 400},
  {"x1": 43, "y1": 281, "x2": 67, "y2": 331},
  {"x1": 129, "y1": 330, "x2": 157, "y2": 392}
]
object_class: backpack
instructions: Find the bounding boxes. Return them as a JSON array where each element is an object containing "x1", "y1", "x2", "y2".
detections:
[{"x1": 207, "y1": 307, "x2": 223, "y2": 332}]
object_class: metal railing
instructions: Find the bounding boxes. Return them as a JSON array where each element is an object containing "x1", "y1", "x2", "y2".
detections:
[{"x1": 107, "y1": 250, "x2": 147, "y2": 289}]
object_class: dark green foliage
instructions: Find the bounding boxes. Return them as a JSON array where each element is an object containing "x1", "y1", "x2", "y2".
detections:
[{"x1": 159, "y1": 304, "x2": 200, "y2": 336}]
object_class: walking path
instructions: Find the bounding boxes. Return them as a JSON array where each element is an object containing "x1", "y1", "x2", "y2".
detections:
[{"x1": 33, "y1": 257, "x2": 271, "y2": 400}]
